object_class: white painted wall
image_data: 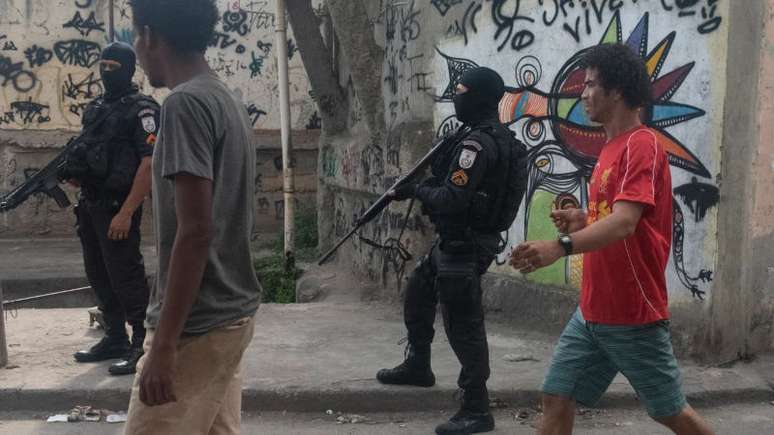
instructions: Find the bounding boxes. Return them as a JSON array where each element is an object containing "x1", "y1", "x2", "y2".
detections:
[{"x1": 0, "y1": 0, "x2": 319, "y2": 131}]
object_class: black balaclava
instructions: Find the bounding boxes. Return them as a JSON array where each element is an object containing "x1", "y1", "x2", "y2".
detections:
[
  {"x1": 453, "y1": 67, "x2": 505, "y2": 125},
  {"x1": 100, "y1": 42, "x2": 136, "y2": 100}
]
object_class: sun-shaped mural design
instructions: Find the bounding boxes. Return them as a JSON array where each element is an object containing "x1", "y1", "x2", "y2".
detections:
[{"x1": 499, "y1": 11, "x2": 709, "y2": 178}]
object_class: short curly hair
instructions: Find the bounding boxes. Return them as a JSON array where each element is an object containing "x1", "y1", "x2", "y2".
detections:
[
  {"x1": 130, "y1": 0, "x2": 219, "y2": 54},
  {"x1": 580, "y1": 43, "x2": 652, "y2": 109}
]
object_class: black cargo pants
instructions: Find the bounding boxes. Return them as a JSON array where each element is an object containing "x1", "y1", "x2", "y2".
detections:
[
  {"x1": 403, "y1": 237, "x2": 496, "y2": 405},
  {"x1": 75, "y1": 199, "x2": 149, "y2": 342}
]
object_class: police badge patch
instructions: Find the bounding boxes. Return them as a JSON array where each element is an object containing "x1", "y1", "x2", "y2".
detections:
[
  {"x1": 459, "y1": 149, "x2": 477, "y2": 169},
  {"x1": 141, "y1": 115, "x2": 156, "y2": 133},
  {"x1": 451, "y1": 169, "x2": 469, "y2": 186}
]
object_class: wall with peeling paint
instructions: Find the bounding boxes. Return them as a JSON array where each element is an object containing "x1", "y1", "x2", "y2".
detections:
[{"x1": 0, "y1": 0, "x2": 319, "y2": 236}]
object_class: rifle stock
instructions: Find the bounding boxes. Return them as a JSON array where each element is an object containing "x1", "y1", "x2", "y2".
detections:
[{"x1": 317, "y1": 126, "x2": 466, "y2": 266}]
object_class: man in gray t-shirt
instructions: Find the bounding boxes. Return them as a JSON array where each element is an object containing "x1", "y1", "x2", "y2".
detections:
[
  {"x1": 146, "y1": 71, "x2": 261, "y2": 334},
  {"x1": 124, "y1": 1, "x2": 261, "y2": 433}
]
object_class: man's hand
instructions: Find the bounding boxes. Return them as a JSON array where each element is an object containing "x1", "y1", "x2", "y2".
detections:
[
  {"x1": 65, "y1": 179, "x2": 81, "y2": 188},
  {"x1": 139, "y1": 345, "x2": 177, "y2": 406},
  {"x1": 387, "y1": 183, "x2": 416, "y2": 202},
  {"x1": 108, "y1": 211, "x2": 132, "y2": 240},
  {"x1": 509, "y1": 240, "x2": 564, "y2": 274},
  {"x1": 550, "y1": 208, "x2": 587, "y2": 233}
]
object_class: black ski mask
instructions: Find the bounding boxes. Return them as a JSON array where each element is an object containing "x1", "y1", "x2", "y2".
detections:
[
  {"x1": 100, "y1": 42, "x2": 136, "y2": 100},
  {"x1": 453, "y1": 67, "x2": 505, "y2": 125}
]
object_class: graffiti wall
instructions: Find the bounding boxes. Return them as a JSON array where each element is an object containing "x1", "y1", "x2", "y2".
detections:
[
  {"x1": 0, "y1": 0, "x2": 319, "y2": 236},
  {"x1": 321, "y1": 0, "x2": 728, "y2": 302},
  {"x1": 0, "y1": 0, "x2": 318, "y2": 130},
  {"x1": 428, "y1": 1, "x2": 728, "y2": 303}
]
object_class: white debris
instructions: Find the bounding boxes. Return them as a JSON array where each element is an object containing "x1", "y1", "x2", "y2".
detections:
[
  {"x1": 46, "y1": 415, "x2": 69, "y2": 423},
  {"x1": 503, "y1": 353, "x2": 539, "y2": 362},
  {"x1": 106, "y1": 413, "x2": 128, "y2": 423}
]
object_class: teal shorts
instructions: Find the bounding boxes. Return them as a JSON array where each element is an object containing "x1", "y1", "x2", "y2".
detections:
[{"x1": 541, "y1": 308, "x2": 687, "y2": 419}]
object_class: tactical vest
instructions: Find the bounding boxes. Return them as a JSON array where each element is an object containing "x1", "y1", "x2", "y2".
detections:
[
  {"x1": 426, "y1": 122, "x2": 528, "y2": 236},
  {"x1": 76, "y1": 90, "x2": 156, "y2": 200},
  {"x1": 470, "y1": 122, "x2": 528, "y2": 233}
]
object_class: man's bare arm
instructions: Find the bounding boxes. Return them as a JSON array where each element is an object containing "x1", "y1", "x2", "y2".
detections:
[
  {"x1": 510, "y1": 201, "x2": 645, "y2": 272},
  {"x1": 568, "y1": 201, "x2": 644, "y2": 254},
  {"x1": 108, "y1": 156, "x2": 152, "y2": 240},
  {"x1": 153, "y1": 173, "x2": 213, "y2": 349}
]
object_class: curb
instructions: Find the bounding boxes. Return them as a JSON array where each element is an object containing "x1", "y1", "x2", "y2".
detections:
[{"x1": 1, "y1": 385, "x2": 771, "y2": 413}]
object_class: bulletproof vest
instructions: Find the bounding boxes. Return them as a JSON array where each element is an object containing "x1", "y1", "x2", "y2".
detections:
[
  {"x1": 423, "y1": 128, "x2": 470, "y2": 236},
  {"x1": 469, "y1": 122, "x2": 528, "y2": 233},
  {"x1": 76, "y1": 89, "x2": 155, "y2": 200},
  {"x1": 425, "y1": 125, "x2": 500, "y2": 239},
  {"x1": 425, "y1": 121, "x2": 527, "y2": 238}
]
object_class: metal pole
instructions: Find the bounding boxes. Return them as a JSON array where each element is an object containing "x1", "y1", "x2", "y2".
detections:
[
  {"x1": 275, "y1": 0, "x2": 295, "y2": 271},
  {"x1": 108, "y1": 0, "x2": 115, "y2": 42},
  {"x1": 0, "y1": 283, "x2": 7, "y2": 368}
]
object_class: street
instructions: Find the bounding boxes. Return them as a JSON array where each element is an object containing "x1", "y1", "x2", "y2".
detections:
[{"x1": 1, "y1": 402, "x2": 773, "y2": 434}]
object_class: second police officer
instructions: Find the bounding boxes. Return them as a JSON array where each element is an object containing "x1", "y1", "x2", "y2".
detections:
[
  {"x1": 376, "y1": 67, "x2": 529, "y2": 434},
  {"x1": 61, "y1": 42, "x2": 159, "y2": 376}
]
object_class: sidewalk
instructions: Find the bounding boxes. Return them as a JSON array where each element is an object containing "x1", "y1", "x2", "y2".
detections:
[
  {"x1": 0, "y1": 239, "x2": 772, "y2": 414},
  {"x1": 1, "y1": 301, "x2": 772, "y2": 413}
]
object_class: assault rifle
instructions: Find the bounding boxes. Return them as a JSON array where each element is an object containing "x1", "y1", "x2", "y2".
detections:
[
  {"x1": 0, "y1": 99, "x2": 120, "y2": 213},
  {"x1": 317, "y1": 125, "x2": 468, "y2": 266},
  {"x1": 0, "y1": 138, "x2": 77, "y2": 213}
]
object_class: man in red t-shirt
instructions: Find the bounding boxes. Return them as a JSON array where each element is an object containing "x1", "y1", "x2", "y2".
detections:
[{"x1": 510, "y1": 44, "x2": 714, "y2": 435}]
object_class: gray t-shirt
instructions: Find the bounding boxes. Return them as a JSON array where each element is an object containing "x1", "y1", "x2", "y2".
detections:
[{"x1": 146, "y1": 72, "x2": 261, "y2": 335}]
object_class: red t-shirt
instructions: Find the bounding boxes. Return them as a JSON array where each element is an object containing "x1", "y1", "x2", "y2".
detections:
[{"x1": 579, "y1": 126, "x2": 672, "y2": 325}]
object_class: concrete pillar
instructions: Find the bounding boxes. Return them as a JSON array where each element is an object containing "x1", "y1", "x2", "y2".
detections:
[
  {"x1": 746, "y1": 0, "x2": 774, "y2": 353},
  {"x1": 0, "y1": 284, "x2": 7, "y2": 368},
  {"x1": 707, "y1": 0, "x2": 774, "y2": 361}
]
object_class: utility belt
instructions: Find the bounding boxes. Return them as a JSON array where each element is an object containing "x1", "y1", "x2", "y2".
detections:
[
  {"x1": 79, "y1": 185, "x2": 127, "y2": 210},
  {"x1": 438, "y1": 238, "x2": 476, "y2": 254}
]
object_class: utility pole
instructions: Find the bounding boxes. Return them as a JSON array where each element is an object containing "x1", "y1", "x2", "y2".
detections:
[
  {"x1": 108, "y1": 0, "x2": 115, "y2": 42},
  {"x1": 275, "y1": 0, "x2": 295, "y2": 272}
]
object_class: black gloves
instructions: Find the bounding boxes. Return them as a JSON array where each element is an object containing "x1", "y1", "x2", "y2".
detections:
[{"x1": 391, "y1": 183, "x2": 417, "y2": 201}]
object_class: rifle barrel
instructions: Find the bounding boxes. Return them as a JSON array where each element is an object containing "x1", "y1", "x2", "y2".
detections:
[
  {"x1": 315, "y1": 125, "x2": 468, "y2": 266},
  {"x1": 318, "y1": 226, "x2": 359, "y2": 265}
]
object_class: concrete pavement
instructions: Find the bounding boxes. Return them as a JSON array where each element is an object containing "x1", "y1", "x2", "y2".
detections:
[
  {"x1": 0, "y1": 238, "x2": 772, "y2": 415},
  {"x1": 1, "y1": 302, "x2": 772, "y2": 413},
  {"x1": 3, "y1": 403, "x2": 774, "y2": 434}
]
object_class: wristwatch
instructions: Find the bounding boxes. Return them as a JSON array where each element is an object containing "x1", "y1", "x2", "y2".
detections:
[{"x1": 558, "y1": 234, "x2": 573, "y2": 256}]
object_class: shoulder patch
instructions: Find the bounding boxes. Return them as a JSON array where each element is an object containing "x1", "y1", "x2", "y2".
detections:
[
  {"x1": 450, "y1": 169, "x2": 469, "y2": 186},
  {"x1": 458, "y1": 148, "x2": 477, "y2": 169},
  {"x1": 461, "y1": 139, "x2": 483, "y2": 152},
  {"x1": 140, "y1": 115, "x2": 157, "y2": 133},
  {"x1": 137, "y1": 107, "x2": 156, "y2": 117}
]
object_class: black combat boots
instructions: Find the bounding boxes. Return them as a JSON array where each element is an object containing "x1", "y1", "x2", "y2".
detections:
[
  {"x1": 108, "y1": 346, "x2": 144, "y2": 375},
  {"x1": 376, "y1": 344, "x2": 436, "y2": 387},
  {"x1": 108, "y1": 325, "x2": 145, "y2": 375},
  {"x1": 435, "y1": 390, "x2": 494, "y2": 434},
  {"x1": 73, "y1": 334, "x2": 130, "y2": 363}
]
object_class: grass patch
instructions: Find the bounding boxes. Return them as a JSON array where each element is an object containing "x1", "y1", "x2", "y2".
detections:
[
  {"x1": 255, "y1": 204, "x2": 318, "y2": 303},
  {"x1": 254, "y1": 254, "x2": 302, "y2": 304},
  {"x1": 272, "y1": 204, "x2": 319, "y2": 262}
]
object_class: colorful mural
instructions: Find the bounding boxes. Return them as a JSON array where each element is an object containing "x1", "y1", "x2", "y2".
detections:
[{"x1": 431, "y1": 5, "x2": 724, "y2": 299}]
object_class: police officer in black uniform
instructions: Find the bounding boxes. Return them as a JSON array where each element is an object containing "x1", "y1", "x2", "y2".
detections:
[
  {"x1": 376, "y1": 67, "x2": 527, "y2": 434},
  {"x1": 62, "y1": 42, "x2": 159, "y2": 376}
]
